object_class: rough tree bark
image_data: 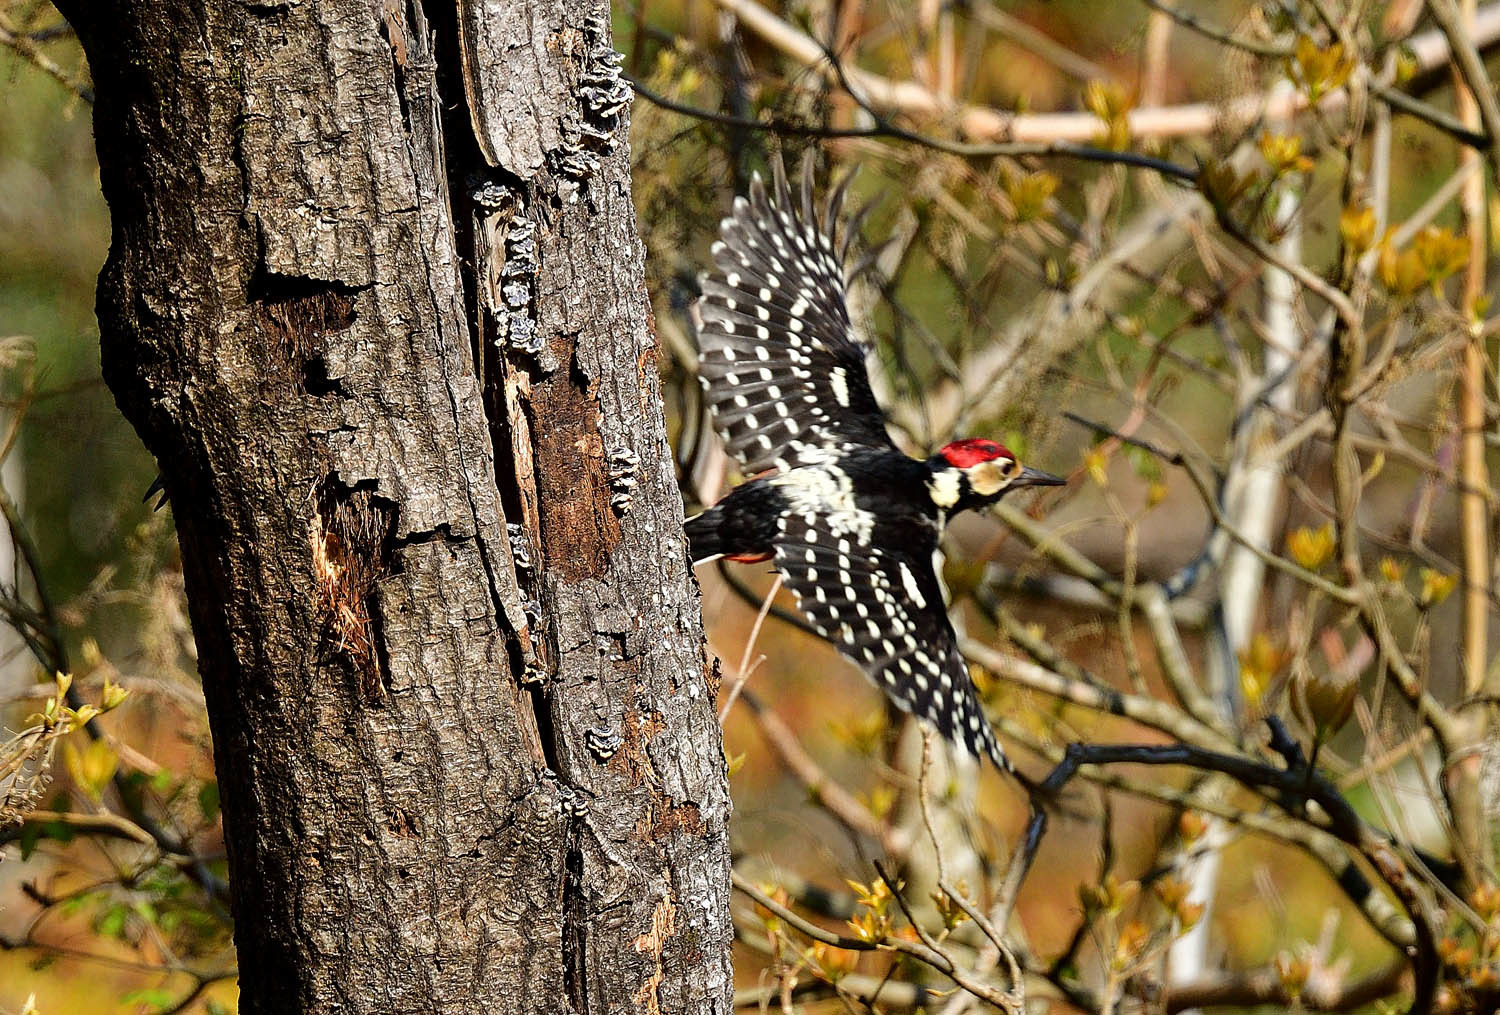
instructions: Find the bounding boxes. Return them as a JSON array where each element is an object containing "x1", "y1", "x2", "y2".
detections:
[{"x1": 56, "y1": 1, "x2": 733, "y2": 1012}]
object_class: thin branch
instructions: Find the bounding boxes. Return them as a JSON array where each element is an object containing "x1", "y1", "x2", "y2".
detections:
[
  {"x1": 1143, "y1": 0, "x2": 1494, "y2": 148},
  {"x1": 1000, "y1": 718, "x2": 1419, "y2": 948},
  {"x1": 719, "y1": 574, "x2": 781, "y2": 721},
  {"x1": 0, "y1": 12, "x2": 93, "y2": 103},
  {"x1": 1025, "y1": 735, "x2": 1440, "y2": 1014},
  {"x1": 1452, "y1": 0, "x2": 1498, "y2": 711},
  {"x1": 734, "y1": 688, "x2": 910, "y2": 859},
  {"x1": 1373, "y1": 84, "x2": 1489, "y2": 148},
  {"x1": 731, "y1": 870, "x2": 1024, "y2": 1009},
  {"x1": 1140, "y1": 0, "x2": 1289, "y2": 58},
  {"x1": 1209, "y1": 202, "x2": 1363, "y2": 334},
  {"x1": 1429, "y1": 0, "x2": 1500, "y2": 180},
  {"x1": 1166, "y1": 959, "x2": 1407, "y2": 1012},
  {"x1": 969, "y1": 3, "x2": 1106, "y2": 82},
  {"x1": 960, "y1": 638, "x2": 1237, "y2": 754},
  {"x1": 732, "y1": 972, "x2": 936, "y2": 1010},
  {"x1": 0, "y1": 475, "x2": 229, "y2": 908},
  {"x1": 713, "y1": 0, "x2": 1500, "y2": 146},
  {"x1": 628, "y1": 68, "x2": 1199, "y2": 179},
  {"x1": 1056, "y1": 410, "x2": 1361, "y2": 603},
  {"x1": 626, "y1": 72, "x2": 888, "y2": 140},
  {"x1": 1, "y1": 809, "x2": 157, "y2": 848}
]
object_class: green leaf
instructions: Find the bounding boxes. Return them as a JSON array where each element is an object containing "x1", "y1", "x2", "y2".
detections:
[
  {"x1": 197, "y1": 782, "x2": 221, "y2": 821},
  {"x1": 45, "y1": 815, "x2": 75, "y2": 843},
  {"x1": 1123, "y1": 444, "x2": 1162, "y2": 483},
  {"x1": 18, "y1": 816, "x2": 75, "y2": 860},
  {"x1": 61, "y1": 890, "x2": 102, "y2": 916},
  {"x1": 97, "y1": 904, "x2": 128, "y2": 938},
  {"x1": 120, "y1": 988, "x2": 176, "y2": 1013},
  {"x1": 18, "y1": 821, "x2": 42, "y2": 860}
]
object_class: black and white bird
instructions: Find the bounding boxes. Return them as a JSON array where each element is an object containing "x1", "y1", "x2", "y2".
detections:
[{"x1": 686, "y1": 157, "x2": 1064, "y2": 773}]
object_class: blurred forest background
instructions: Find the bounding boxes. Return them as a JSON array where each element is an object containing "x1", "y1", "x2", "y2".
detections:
[{"x1": 4, "y1": 0, "x2": 1500, "y2": 1012}]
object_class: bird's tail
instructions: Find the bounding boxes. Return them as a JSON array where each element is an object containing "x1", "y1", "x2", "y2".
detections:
[{"x1": 684, "y1": 508, "x2": 724, "y2": 564}]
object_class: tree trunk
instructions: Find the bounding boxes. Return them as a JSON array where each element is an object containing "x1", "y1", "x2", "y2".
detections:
[{"x1": 55, "y1": 1, "x2": 732, "y2": 1012}]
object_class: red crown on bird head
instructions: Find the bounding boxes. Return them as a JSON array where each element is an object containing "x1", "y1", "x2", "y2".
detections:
[{"x1": 938, "y1": 438, "x2": 1013, "y2": 469}]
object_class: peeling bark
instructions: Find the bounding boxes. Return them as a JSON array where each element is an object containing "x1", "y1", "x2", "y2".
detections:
[{"x1": 56, "y1": 1, "x2": 732, "y2": 1012}]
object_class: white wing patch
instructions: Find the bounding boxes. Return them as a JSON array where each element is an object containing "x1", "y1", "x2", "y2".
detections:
[
  {"x1": 693, "y1": 159, "x2": 898, "y2": 475},
  {"x1": 898, "y1": 561, "x2": 926, "y2": 608},
  {"x1": 770, "y1": 462, "x2": 876, "y2": 544},
  {"x1": 830, "y1": 367, "x2": 850, "y2": 407},
  {"x1": 769, "y1": 529, "x2": 1011, "y2": 770}
]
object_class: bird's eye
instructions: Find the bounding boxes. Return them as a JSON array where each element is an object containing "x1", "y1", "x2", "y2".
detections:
[{"x1": 1000, "y1": 458, "x2": 1017, "y2": 475}]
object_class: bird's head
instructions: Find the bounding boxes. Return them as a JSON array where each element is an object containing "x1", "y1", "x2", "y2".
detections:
[{"x1": 927, "y1": 438, "x2": 1065, "y2": 511}]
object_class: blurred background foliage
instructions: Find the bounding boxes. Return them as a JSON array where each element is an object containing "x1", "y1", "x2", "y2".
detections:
[{"x1": 3, "y1": 0, "x2": 1500, "y2": 1012}]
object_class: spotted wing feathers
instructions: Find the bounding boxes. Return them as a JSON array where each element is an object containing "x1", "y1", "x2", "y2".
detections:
[
  {"x1": 771, "y1": 516, "x2": 1009, "y2": 770},
  {"x1": 696, "y1": 156, "x2": 894, "y2": 475}
]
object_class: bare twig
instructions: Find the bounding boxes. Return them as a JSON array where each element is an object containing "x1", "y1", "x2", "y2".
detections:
[
  {"x1": 1166, "y1": 959, "x2": 1407, "y2": 1013},
  {"x1": 0, "y1": 809, "x2": 157, "y2": 848},
  {"x1": 713, "y1": 0, "x2": 1500, "y2": 145},
  {"x1": 971, "y1": 3, "x2": 1105, "y2": 82},
  {"x1": 1453, "y1": 0, "x2": 1495, "y2": 707},
  {"x1": 1025, "y1": 732, "x2": 1440, "y2": 1013},
  {"x1": 735, "y1": 688, "x2": 911, "y2": 858},
  {"x1": 1429, "y1": 0, "x2": 1500, "y2": 180},
  {"x1": 732, "y1": 870, "x2": 1025, "y2": 1010},
  {"x1": 0, "y1": 11, "x2": 93, "y2": 103},
  {"x1": 719, "y1": 574, "x2": 782, "y2": 721}
]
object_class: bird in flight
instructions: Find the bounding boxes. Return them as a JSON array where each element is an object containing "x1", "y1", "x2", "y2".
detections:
[{"x1": 686, "y1": 156, "x2": 1064, "y2": 773}]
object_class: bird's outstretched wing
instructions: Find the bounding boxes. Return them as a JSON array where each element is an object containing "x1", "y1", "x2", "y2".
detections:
[
  {"x1": 695, "y1": 156, "x2": 896, "y2": 475},
  {"x1": 770, "y1": 505, "x2": 1009, "y2": 770}
]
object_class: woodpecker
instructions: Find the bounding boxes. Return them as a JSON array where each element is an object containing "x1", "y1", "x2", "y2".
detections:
[{"x1": 687, "y1": 156, "x2": 1065, "y2": 772}]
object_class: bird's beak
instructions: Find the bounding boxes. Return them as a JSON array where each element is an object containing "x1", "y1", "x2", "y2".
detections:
[{"x1": 1016, "y1": 465, "x2": 1066, "y2": 489}]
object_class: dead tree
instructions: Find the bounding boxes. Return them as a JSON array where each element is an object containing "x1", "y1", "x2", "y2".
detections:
[{"x1": 52, "y1": 1, "x2": 733, "y2": 1011}]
